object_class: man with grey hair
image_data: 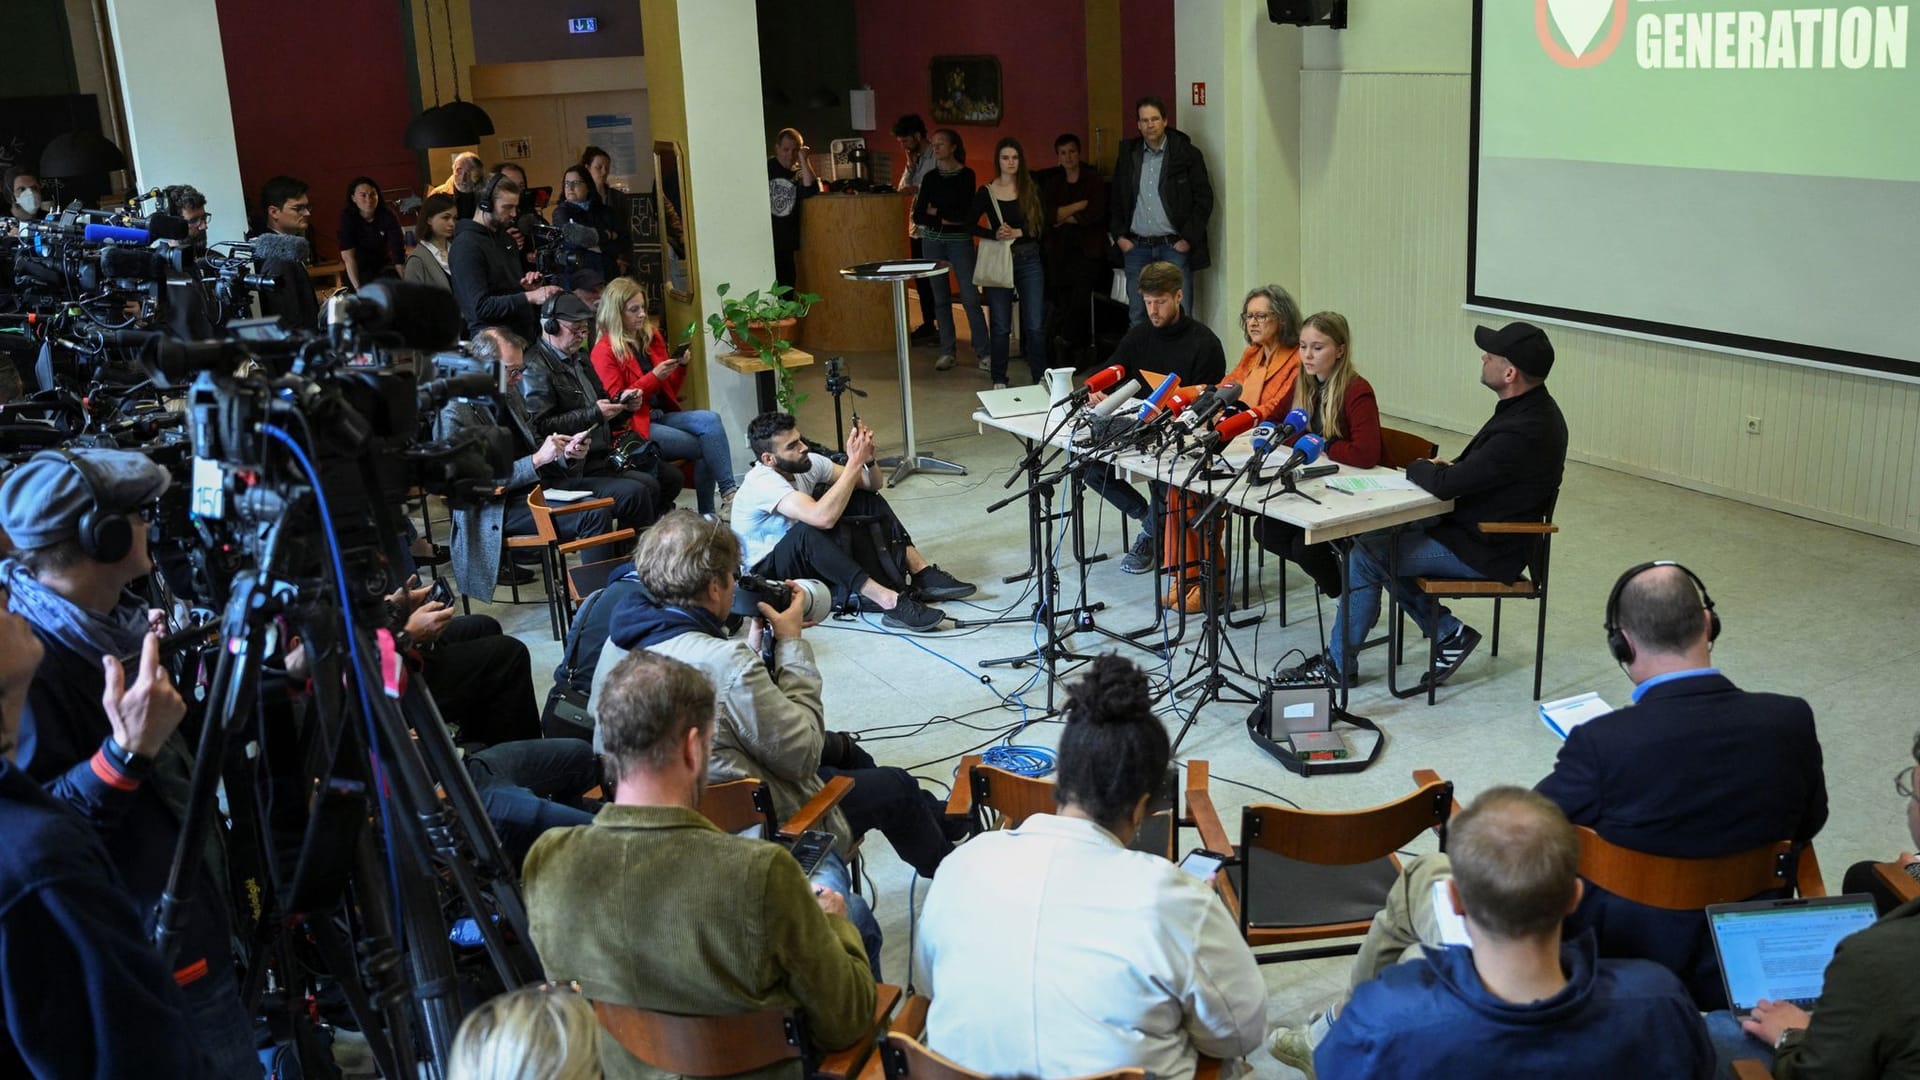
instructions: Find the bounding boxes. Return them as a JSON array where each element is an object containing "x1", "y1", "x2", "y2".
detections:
[
  {"x1": 1312, "y1": 788, "x2": 1711, "y2": 1078},
  {"x1": 430, "y1": 150, "x2": 485, "y2": 218},
  {"x1": 526, "y1": 649, "x2": 876, "y2": 1068}
]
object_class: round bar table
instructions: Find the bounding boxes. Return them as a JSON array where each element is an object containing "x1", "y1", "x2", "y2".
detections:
[{"x1": 838, "y1": 259, "x2": 966, "y2": 485}]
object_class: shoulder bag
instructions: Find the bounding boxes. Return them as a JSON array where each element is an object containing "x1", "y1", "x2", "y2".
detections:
[{"x1": 973, "y1": 191, "x2": 1015, "y2": 289}]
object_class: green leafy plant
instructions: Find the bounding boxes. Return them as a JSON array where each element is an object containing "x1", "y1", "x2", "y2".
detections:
[{"x1": 685, "y1": 282, "x2": 821, "y2": 411}]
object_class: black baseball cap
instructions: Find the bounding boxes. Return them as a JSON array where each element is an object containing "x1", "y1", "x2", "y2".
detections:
[{"x1": 1474, "y1": 322, "x2": 1554, "y2": 379}]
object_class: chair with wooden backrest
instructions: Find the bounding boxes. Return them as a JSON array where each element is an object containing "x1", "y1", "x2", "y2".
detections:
[
  {"x1": 594, "y1": 983, "x2": 903, "y2": 1080},
  {"x1": 878, "y1": 1035, "x2": 1145, "y2": 1080},
  {"x1": 699, "y1": 775, "x2": 854, "y2": 844},
  {"x1": 1186, "y1": 766, "x2": 1455, "y2": 962},
  {"x1": 1377, "y1": 426, "x2": 1438, "y2": 470},
  {"x1": 1874, "y1": 858, "x2": 1920, "y2": 905},
  {"x1": 944, "y1": 755, "x2": 1191, "y2": 860},
  {"x1": 1386, "y1": 496, "x2": 1559, "y2": 704},
  {"x1": 1574, "y1": 826, "x2": 1827, "y2": 907},
  {"x1": 566, "y1": 555, "x2": 631, "y2": 611},
  {"x1": 507, "y1": 486, "x2": 635, "y2": 641}
]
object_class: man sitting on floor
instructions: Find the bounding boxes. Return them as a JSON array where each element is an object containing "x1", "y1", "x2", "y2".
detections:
[
  {"x1": 525, "y1": 649, "x2": 875, "y2": 1078},
  {"x1": 731, "y1": 411, "x2": 974, "y2": 633},
  {"x1": 1312, "y1": 788, "x2": 1712, "y2": 1079}
]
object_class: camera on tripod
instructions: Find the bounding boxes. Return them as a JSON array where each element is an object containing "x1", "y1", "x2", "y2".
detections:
[{"x1": 527, "y1": 219, "x2": 599, "y2": 280}]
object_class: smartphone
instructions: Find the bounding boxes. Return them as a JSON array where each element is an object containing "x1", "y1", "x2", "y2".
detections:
[
  {"x1": 427, "y1": 577, "x2": 454, "y2": 608},
  {"x1": 786, "y1": 830, "x2": 836, "y2": 878},
  {"x1": 671, "y1": 343, "x2": 692, "y2": 362},
  {"x1": 1178, "y1": 848, "x2": 1228, "y2": 883}
]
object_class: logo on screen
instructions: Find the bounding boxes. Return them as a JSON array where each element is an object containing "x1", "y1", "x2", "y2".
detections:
[{"x1": 1537, "y1": 0, "x2": 1629, "y2": 66}]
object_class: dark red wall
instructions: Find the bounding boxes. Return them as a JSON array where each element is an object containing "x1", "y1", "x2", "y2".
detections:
[
  {"x1": 854, "y1": 0, "x2": 1089, "y2": 179},
  {"x1": 215, "y1": 0, "x2": 421, "y2": 258},
  {"x1": 1120, "y1": 0, "x2": 1177, "y2": 135}
]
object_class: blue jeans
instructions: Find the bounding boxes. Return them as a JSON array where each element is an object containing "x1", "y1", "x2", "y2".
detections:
[
  {"x1": 183, "y1": 960, "x2": 264, "y2": 1078},
  {"x1": 467, "y1": 738, "x2": 599, "y2": 865},
  {"x1": 983, "y1": 245, "x2": 1047, "y2": 384},
  {"x1": 1704, "y1": 1010, "x2": 1772, "y2": 1079},
  {"x1": 811, "y1": 851, "x2": 883, "y2": 981},
  {"x1": 1327, "y1": 523, "x2": 1482, "y2": 674},
  {"x1": 649, "y1": 409, "x2": 735, "y2": 513},
  {"x1": 1122, "y1": 238, "x2": 1192, "y2": 325},
  {"x1": 921, "y1": 234, "x2": 989, "y2": 359}
]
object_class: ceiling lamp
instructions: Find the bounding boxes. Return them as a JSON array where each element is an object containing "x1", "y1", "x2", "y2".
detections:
[
  {"x1": 39, "y1": 130, "x2": 127, "y2": 177},
  {"x1": 405, "y1": 0, "x2": 494, "y2": 149}
]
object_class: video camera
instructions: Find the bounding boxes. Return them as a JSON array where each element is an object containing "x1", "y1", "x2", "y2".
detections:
[{"x1": 526, "y1": 219, "x2": 600, "y2": 280}]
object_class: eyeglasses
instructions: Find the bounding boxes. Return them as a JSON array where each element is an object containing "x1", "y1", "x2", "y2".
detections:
[
  {"x1": 1241, "y1": 312, "x2": 1278, "y2": 324},
  {"x1": 1898, "y1": 764, "x2": 1916, "y2": 800},
  {"x1": 284, "y1": 203, "x2": 311, "y2": 215},
  {"x1": 563, "y1": 179, "x2": 587, "y2": 188}
]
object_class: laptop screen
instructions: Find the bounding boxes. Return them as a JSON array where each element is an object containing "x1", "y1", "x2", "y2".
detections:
[{"x1": 1709, "y1": 895, "x2": 1878, "y2": 1015}]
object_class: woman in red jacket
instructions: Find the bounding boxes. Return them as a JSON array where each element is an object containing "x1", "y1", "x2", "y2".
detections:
[
  {"x1": 1254, "y1": 310, "x2": 1381, "y2": 597},
  {"x1": 590, "y1": 276, "x2": 738, "y2": 515}
]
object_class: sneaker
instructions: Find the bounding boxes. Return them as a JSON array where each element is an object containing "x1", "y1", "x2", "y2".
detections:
[
  {"x1": 1274, "y1": 653, "x2": 1357, "y2": 690},
  {"x1": 881, "y1": 594, "x2": 946, "y2": 632},
  {"x1": 717, "y1": 487, "x2": 737, "y2": 524},
  {"x1": 910, "y1": 323, "x2": 939, "y2": 343},
  {"x1": 1425, "y1": 624, "x2": 1483, "y2": 687},
  {"x1": 934, "y1": 353, "x2": 956, "y2": 371},
  {"x1": 1268, "y1": 1024, "x2": 1317, "y2": 1076},
  {"x1": 496, "y1": 562, "x2": 536, "y2": 587},
  {"x1": 914, "y1": 564, "x2": 977, "y2": 601},
  {"x1": 976, "y1": 354, "x2": 991, "y2": 371},
  {"x1": 1119, "y1": 530, "x2": 1155, "y2": 575},
  {"x1": 992, "y1": 382, "x2": 1008, "y2": 390}
]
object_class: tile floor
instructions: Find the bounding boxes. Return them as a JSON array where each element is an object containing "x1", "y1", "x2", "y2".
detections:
[{"x1": 462, "y1": 342, "x2": 1917, "y2": 1080}]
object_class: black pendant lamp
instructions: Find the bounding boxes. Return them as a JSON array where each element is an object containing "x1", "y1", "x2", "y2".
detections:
[
  {"x1": 40, "y1": 130, "x2": 128, "y2": 177},
  {"x1": 405, "y1": 0, "x2": 494, "y2": 149}
]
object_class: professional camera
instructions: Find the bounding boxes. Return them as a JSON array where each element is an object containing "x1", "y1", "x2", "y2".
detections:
[
  {"x1": 731, "y1": 573, "x2": 833, "y2": 624},
  {"x1": 527, "y1": 219, "x2": 600, "y2": 279}
]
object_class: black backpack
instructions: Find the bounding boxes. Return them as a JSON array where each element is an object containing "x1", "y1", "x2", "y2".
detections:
[{"x1": 542, "y1": 570, "x2": 639, "y2": 742}]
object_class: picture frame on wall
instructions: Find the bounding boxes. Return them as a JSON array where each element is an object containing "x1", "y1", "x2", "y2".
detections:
[{"x1": 929, "y1": 56, "x2": 1003, "y2": 125}]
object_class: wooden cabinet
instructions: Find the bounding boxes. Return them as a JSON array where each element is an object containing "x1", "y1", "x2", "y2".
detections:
[{"x1": 796, "y1": 192, "x2": 912, "y2": 352}]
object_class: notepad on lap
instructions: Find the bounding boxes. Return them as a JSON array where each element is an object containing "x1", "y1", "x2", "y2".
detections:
[
  {"x1": 1538, "y1": 692, "x2": 1613, "y2": 739},
  {"x1": 544, "y1": 489, "x2": 594, "y2": 503}
]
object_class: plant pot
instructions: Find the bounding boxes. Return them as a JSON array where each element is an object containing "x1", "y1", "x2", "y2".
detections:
[{"x1": 726, "y1": 317, "x2": 800, "y2": 356}]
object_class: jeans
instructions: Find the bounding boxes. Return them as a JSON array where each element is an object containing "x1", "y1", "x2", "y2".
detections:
[
  {"x1": 466, "y1": 737, "x2": 599, "y2": 865},
  {"x1": 1704, "y1": 1010, "x2": 1772, "y2": 1079},
  {"x1": 1121, "y1": 238, "x2": 1192, "y2": 325},
  {"x1": 756, "y1": 489, "x2": 914, "y2": 605},
  {"x1": 571, "y1": 471, "x2": 660, "y2": 532},
  {"x1": 819, "y1": 740, "x2": 955, "y2": 879},
  {"x1": 1079, "y1": 468, "x2": 1162, "y2": 537},
  {"x1": 921, "y1": 234, "x2": 989, "y2": 359},
  {"x1": 1327, "y1": 523, "x2": 1482, "y2": 674},
  {"x1": 983, "y1": 245, "x2": 1047, "y2": 384},
  {"x1": 181, "y1": 960, "x2": 264, "y2": 1078},
  {"x1": 811, "y1": 851, "x2": 883, "y2": 980},
  {"x1": 648, "y1": 409, "x2": 735, "y2": 513}
]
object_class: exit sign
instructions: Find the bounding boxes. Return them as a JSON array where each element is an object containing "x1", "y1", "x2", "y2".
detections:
[{"x1": 569, "y1": 16, "x2": 598, "y2": 33}]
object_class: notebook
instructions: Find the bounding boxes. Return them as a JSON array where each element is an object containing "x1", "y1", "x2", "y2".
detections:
[
  {"x1": 1708, "y1": 894, "x2": 1878, "y2": 1019},
  {"x1": 976, "y1": 385, "x2": 1051, "y2": 419}
]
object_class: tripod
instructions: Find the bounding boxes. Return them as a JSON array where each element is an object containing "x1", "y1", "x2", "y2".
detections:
[
  {"x1": 1163, "y1": 482, "x2": 1263, "y2": 752},
  {"x1": 824, "y1": 355, "x2": 868, "y2": 454}
]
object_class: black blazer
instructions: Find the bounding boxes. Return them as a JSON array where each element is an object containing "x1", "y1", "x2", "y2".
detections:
[
  {"x1": 1406, "y1": 384, "x2": 1568, "y2": 580},
  {"x1": 1535, "y1": 672, "x2": 1828, "y2": 1008},
  {"x1": 1108, "y1": 128, "x2": 1214, "y2": 271}
]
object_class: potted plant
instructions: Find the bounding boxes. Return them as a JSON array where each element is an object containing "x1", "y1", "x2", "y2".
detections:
[{"x1": 688, "y1": 282, "x2": 821, "y2": 411}]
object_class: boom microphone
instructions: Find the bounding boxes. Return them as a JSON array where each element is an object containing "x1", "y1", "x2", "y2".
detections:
[{"x1": 249, "y1": 232, "x2": 312, "y2": 265}]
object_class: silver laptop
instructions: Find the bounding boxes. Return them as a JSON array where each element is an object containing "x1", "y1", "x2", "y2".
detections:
[
  {"x1": 976, "y1": 385, "x2": 1051, "y2": 419},
  {"x1": 1707, "y1": 893, "x2": 1878, "y2": 1019}
]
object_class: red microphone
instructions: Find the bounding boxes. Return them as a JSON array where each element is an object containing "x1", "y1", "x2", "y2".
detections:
[
  {"x1": 1210, "y1": 409, "x2": 1260, "y2": 444},
  {"x1": 1082, "y1": 364, "x2": 1127, "y2": 395}
]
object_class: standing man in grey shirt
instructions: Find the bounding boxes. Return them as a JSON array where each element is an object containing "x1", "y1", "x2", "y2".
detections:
[
  {"x1": 893, "y1": 113, "x2": 940, "y2": 343},
  {"x1": 1109, "y1": 97, "x2": 1215, "y2": 325}
]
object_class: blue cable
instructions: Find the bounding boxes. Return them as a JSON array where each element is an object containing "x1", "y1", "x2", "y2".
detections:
[
  {"x1": 261, "y1": 423, "x2": 408, "y2": 946},
  {"x1": 981, "y1": 743, "x2": 1055, "y2": 776}
]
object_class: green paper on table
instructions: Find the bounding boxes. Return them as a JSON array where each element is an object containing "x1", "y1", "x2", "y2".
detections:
[{"x1": 1327, "y1": 475, "x2": 1421, "y2": 493}]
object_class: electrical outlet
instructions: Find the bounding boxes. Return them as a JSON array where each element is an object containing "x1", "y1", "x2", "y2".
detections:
[{"x1": 1744, "y1": 416, "x2": 1763, "y2": 435}]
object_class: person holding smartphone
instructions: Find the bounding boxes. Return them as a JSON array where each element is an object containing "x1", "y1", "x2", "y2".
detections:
[
  {"x1": 590, "y1": 277, "x2": 739, "y2": 517},
  {"x1": 914, "y1": 655, "x2": 1266, "y2": 1080}
]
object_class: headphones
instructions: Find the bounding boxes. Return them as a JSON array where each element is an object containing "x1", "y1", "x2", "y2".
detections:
[
  {"x1": 478, "y1": 170, "x2": 510, "y2": 217},
  {"x1": 48, "y1": 449, "x2": 135, "y2": 563},
  {"x1": 1603, "y1": 560, "x2": 1720, "y2": 666},
  {"x1": 542, "y1": 294, "x2": 574, "y2": 337}
]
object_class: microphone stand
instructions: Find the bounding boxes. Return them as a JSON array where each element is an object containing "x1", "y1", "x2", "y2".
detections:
[{"x1": 1259, "y1": 463, "x2": 1324, "y2": 508}]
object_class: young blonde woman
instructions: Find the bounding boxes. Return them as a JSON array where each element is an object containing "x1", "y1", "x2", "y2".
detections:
[
  {"x1": 589, "y1": 277, "x2": 737, "y2": 515},
  {"x1": 1252, "y1": 310, "x2": 1382, "y2": 596}
]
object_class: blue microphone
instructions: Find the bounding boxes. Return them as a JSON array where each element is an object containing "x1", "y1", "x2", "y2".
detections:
[
  {"x1": 1276, "y1": 407, "x2": 1311, "y2": 440},
  {"x1": 1133, "y1": 372, "x2": 1179, "y2": 422},
  {"x1": 1276, "y1": 432, "x2": 1327, "y2": 474},
  {"x1": 83, "y1": 223, "x2": 153, "y2": 245}
]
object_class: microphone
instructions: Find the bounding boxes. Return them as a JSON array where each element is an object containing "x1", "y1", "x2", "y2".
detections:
[
  {"x1": 1088, "y1": 379, "x2": 1140, "y2": 419},
  {"x1": 558, "y1": 220, "x2": 601, "y2": 248},
  {"x1": 1220, "y1": 421, "x2": 1282, "y2": 487},
  {"x1": 1172, "y1": 382, "x2": 1242, "y2": 439},
  {"x1": 1274, "y1": 433, "x2": 1327, "y2": 475},
  {"x1": 83, "y1": 223, "x2": 155, "y2": 246},
  {"x1": 324, "y1": 280, "x2": 464, "y2": 350},
  {"x1": 250, "y1": 232, "x2": 312, "y2": 265},
  {"x1": 1132, "y1": 372, "x2": 1180, "y2": 422},
  {"x1": 1187, "y1": 408, "x2": 1260, "y2": 458},
  {"x1": 1081, "y1": 364, "x2": 1126, "y2": 396},
  {"x1": 1125, "y1": 387, "x2": 1199, "y2": 450},
  {"x1": 1275, "y1": 407, "x2": 1311, "y2": 441}
]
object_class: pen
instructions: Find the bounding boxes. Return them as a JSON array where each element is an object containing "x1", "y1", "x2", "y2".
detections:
[{"x1": 1324, "y1": 484, "x2": 1354, "y2": 496}]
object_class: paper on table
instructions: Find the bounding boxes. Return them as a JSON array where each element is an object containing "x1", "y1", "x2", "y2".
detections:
[
  {"x1": 875, "y1": 261, "x2": 939, "y2": 273},
  {"x1": 1432, "y1": 879, "x2": 1471, "y2": 947},
  {"x1": 1328, "y1": 474, "x2": 1421, "y2": 493},
  {"x1": 1538, "y1": 691, "x2": 1613, "y2": 739}
]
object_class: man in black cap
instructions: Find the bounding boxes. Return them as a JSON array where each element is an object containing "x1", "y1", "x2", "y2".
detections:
[
  {"x1": 1282, "y1": 321, "x2": 1568, "y2": 689},
  {"x1": 0, "y1": 448, "x2": 262, "y2": 1077}
]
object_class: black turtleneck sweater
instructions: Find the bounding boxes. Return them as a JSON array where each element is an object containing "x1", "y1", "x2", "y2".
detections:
[{"x1": 1109, "y1": 311, "x2": 1227, "y2": 387}]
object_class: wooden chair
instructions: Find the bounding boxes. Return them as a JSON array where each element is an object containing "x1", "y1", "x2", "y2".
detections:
[
  {"x1": 1378, "y1": 426, "x2": 1438, "y2": 469},
  {"x1": 1386, "y1": 498, "x2": 1559, "y2": 703},
  {"x1": 1731, "y1": 1063, "x2": 1772, "y2": 1080},
  {"x1": 566, "y1": 555, "x2": 630, "y2": 611},
  {"x1": 1187, "y1": 767, "x2": 1455, "y2": 962},
  {"x1": 505, "y1": 486, "x2": 635, "y2": 641},
  {"x1": 1874, "y1": 858, "x2": 1920, "y2": 905},
  {"x1": 700, "y1": 775, "x2": 854, "y2": 844},
  {"x1": 1574, "y1": 826, "x2": 1827, "y2": 907},
  {"x1": 877, "y1": 994, "x2": 1218, "y2": 1080},
  {"x1": 594, "y1": 982, "x2": 903, "y2": 1080},
  {"x1": 944, "y1": 755, "x2": 1195, "y2": 860}
]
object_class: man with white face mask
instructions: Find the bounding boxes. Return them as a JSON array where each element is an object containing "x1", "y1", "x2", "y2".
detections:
[{"x1": 5, "y1": 167, "x2": 42, "y2": 222}]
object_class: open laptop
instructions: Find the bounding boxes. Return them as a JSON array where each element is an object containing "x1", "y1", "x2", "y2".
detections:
[
  {"x1": 1707, "y1": 893, "x2": 1879, "y2": 1019},
  {"x1": 976, "y1": 384, "x2": 1051, "y2": 419}
]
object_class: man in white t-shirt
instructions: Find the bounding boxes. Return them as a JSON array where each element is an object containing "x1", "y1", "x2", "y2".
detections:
[{"x1": 732, "y1": 411, "x2": 974, "y2": 632}]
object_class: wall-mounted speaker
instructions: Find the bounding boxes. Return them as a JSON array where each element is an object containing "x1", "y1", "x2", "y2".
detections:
[{"x1": 1267, "y1": 0, "x2": 1348, "y2": 29}]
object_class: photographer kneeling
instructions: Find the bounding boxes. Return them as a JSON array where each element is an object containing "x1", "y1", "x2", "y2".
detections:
[{"x1": 0, "y1": 449, "x2": 260, "y2": 1077}]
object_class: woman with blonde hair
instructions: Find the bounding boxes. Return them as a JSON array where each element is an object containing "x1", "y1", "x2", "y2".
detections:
[
  {"x1": 589, "y1": 277, "x2": 737, "y2": 515},
  {"x1": 448, "y1": 983, "x2": 601, "y2": 1080},
  {"x1": 1253, "y1": 309, "x2": 1382, "y2": 597}
]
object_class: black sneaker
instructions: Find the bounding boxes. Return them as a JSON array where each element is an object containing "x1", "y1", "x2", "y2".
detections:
[
  {"x1": 909, "y1": 323, "x2": 939, "y2": 344},
  {"x1": 496, "y1": 562, "x2": 536, "y2": 586},
  {"x1": 914, "y1": 564, "x2": 976, "y2": 601},
  {"x1": 882, "y1": 595, "x2": 946, "y2": 632},
  {"x1": 1119, "y1": 530, "x2": 1155, "y2": 575},
  {"x1": 1273, "y1": 653, "x2": 1357, "y2": 690},
  {"x1": 1425, "y1": 624, "x2": 1483, "y2": 687}
]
